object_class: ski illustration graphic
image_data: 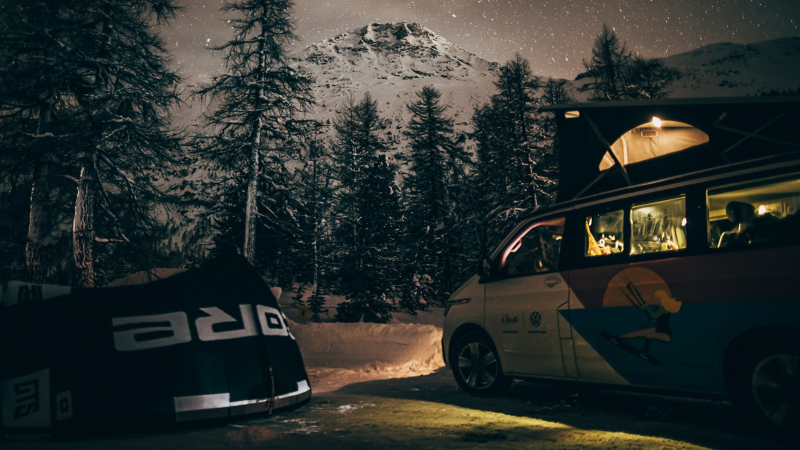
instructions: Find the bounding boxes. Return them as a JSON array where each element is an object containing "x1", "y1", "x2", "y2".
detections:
[{"x1": 601, "y1": 331, "x2": 662, "y2": 366}]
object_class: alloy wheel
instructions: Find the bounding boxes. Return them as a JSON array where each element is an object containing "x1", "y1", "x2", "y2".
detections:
[
  {"x1": 457, "y1": 341, "x2": 500, "y2": 390},
  {"x1": 751, "y1": 353, "x2": 800, "y2": 432}
]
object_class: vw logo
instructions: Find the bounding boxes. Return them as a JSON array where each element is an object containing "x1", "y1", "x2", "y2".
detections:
[{"x1": 530, "y1": 312, "x2": 542, "y2": 327}]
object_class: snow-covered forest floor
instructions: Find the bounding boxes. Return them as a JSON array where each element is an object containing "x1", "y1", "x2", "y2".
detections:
[
  {"x1": 277, "y1": 288, "x2": 446, "y2": 393},
  {"x1": 3, "y1": 289, "x2": 794, "y2": 450}
]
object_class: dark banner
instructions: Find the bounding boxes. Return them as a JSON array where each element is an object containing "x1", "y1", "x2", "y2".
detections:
[{"x1": 0, "y1": 254, "x2": 310, "y2": 435}]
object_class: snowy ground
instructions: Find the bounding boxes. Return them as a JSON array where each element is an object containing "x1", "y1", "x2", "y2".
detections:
[
  {"x1": 2, "y1": 289, "x2": 794, "y2": 449},
  {"x1": 278, "y1": 287, "x2": 446, "y2": 392}
]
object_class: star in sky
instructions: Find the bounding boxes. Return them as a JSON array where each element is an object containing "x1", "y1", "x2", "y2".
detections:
[{"x1": 164, "y1": 0, "x2": 799, "y2": 82}]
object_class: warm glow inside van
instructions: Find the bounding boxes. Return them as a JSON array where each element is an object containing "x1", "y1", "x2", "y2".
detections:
[{"x1": 442, "y1": 97, "x2": 800, "y2": 437}]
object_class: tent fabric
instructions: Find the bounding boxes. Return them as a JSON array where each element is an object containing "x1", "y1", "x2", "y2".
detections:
[
  {"x1": 599, "y1": 121, "x2": 710, "y2": 170},
  {"x1": 0, "y1": 254, "x2": 310, "y2": 436},
  {"x1": 542, "y1": 97, "x2": 800, "y2": 201}
]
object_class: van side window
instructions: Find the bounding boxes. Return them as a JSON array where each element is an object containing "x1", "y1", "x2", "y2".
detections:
[
  {"x1": 499, "y1": 218, "x2": 564, "y2": 278},
  {"x1": 631, "y1": 196, "x2": 687, "y2": 255},
  {"x1": 708, "y1": 176, "x2": 800, "y2": 249},
  {"x1": 585, "y1": 211, "x2": 624, "y2": 256}
]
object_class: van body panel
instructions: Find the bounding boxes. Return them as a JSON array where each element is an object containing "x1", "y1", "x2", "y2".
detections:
[
  {"x1": 565, "y1": 246, "x2": 800, "y2": 393},
  {"x1": 485, "y1": 272, "x2": 570, "y2": 377}
]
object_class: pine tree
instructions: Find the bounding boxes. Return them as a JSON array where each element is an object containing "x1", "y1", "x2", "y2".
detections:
[
  {"x1": 195, "y1": 0, "x2": 314, "y2": 267},
  {"x1": 292, "y1": 125, "x2": 334, "y2": 293},
  {"x1": 580, "y1": 24, "x2": 679, "y2": 101},
  {"x1": 0, "y1": 0, "x2": 88, "y2": 283},
  {"x1": 292, "y1": 284, "x2": 307, "y2": 307},
  {"x1": 626, "y1": 56, "x2": 680, "y2": 100},
  {"x1": 471, "y1": 54, "x2": 554, "y2": 250},
  {"x1": 539, "y1": 77, "x2": 574, "y2": 199},
  {"x1": 71, "y1": 0, "x2": 184, "y2": 287},
  {"x1": 307, "y1": 284, "x2": 326, "y2": 322},
  {"x1": 1, "y1": 0, "x2": 185, "y2": 287},
  {"x1": 401, "y1": 86, "x2": 467, "y2": 310},
  {"x1": 330, "y1": 94, "x2": 401, "y2": 323},
  {"x1": 580, "y1": 24, "x2": 630, "y2": 101}
]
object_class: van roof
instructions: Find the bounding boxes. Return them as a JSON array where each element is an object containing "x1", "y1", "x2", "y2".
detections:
[
  {"x1": 540, "y1": 95, "x2": 800, "y2": 111},
  {"x1": 540, "y1": 96, "x2": 800, "y2": 202}
]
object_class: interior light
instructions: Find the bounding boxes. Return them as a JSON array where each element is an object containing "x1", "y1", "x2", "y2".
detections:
[
  {"x1": 681, "y1": 218, "x2": 687, "y2": 227},
  {"x1": 588, "y1": 217, "x2": 592, "y2": 226},
  {"x1": 652, "y1": 117, "x2": 662, "y2": 128},
  {"x1": 758, "y1": 205, "x2": 766, "y2": 215},
  {"x1": 565, "y1": 111, "x2": 580, "y2": 119}
]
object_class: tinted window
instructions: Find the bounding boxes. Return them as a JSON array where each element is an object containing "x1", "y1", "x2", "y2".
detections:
[
  {"x1": 631, "y1": 196, "x2": 687, "y2": 255},
  {"x1": 585, "y1": 210, "x2": 624, "y2": 257},
  {"x1": 499, "y1": 218, "x2": 565, "y2": 278},
  {"x1": 708, "y1": 175, "x2": 800, "y2": 249}
]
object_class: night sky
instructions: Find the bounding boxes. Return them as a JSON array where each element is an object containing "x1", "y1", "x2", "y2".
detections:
[{"x1": 164, "y1": 0, "x2": 800, "y2": 82}]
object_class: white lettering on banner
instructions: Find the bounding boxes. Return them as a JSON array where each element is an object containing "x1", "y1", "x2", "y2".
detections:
[
  {"x1": 110, "y1": 304, "x2": 294, "y2": 351},
  {"x1": 282, "y1": 312, "x2": 296, "y2": 341},
  {"x1": 2, "y1": 281, "x2": 72, "y2": 307},
  {"x1": 56, "y1": 391, "x2": 73, "y2": 421},
  {"x1": 0, "y1": 369, "x2": 51, "y2": 428},
  {"x1": 197, "y1": 305, "x2": 258, "y2": 341},
  {"x1": 256, "y1": 304, "x2": 287, "y2": 337},
  {"x1": 112, "y1": 312, "x2": 192, "y2": 351}
]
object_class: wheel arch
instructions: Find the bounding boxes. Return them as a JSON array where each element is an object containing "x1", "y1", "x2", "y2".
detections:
[
  {"x1": 448, "y1": 323, "x2": 494, "y2": 366},
  {"x1": 722, "y1": 325, "x2": 800, "y2": 397}
]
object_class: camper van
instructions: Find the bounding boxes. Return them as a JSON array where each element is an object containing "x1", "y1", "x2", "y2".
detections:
[{"x1": 442, "y1": 97, "x2": 800, "y2": 436}]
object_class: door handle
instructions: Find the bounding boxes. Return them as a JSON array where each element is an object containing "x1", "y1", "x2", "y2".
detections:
[{"x1": 545, "y1": 277, "x2": 561, "y2": 288}]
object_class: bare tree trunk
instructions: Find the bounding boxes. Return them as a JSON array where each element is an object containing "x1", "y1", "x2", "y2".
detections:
[
  {"x1": 243, "y1": 26, "x2": 268, "y2": 265},
  {"x1": 312, "y1": 160, "x2": 318, "y2": 288},
  {"x1": 25, "y1": 100, "x2": 54, "y2": 283},
  {"x1": 73, "y1": 162, "x2": 96, "y2": 287},
  {"x1": 25, "y1": 163, "x2": 50, "y2": 283},
  {"x1": 243, "y1": 135, "x2": 259, "y2": 264}
]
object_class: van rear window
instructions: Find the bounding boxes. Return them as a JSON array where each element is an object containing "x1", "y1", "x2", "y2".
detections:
[{"x1": 708, "y1": 176, "x2": 800, "y2": 249}]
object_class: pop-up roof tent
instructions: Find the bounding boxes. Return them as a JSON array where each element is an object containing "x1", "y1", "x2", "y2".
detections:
[
  {"x1": 0, "y1": 253, "x2": 310, "y2": 437},
  {"x1": 541, "y1": 96, "x2": 800, "y2": 202}
]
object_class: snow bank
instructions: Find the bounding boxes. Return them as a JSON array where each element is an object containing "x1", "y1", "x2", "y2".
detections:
[{"x1": 289, "y1": 320, "x2": 444, "y2": 390}]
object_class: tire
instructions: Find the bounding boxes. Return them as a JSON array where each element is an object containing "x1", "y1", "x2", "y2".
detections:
[
  {"x1": 451, "y1": 333, "x2": 512, "y2": 397},
  {"x1": 733, "y1": 342, "x2": 800, "y2": 439}
]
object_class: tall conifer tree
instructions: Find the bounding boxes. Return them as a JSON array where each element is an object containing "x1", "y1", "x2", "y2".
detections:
[
  {"x1": 330, "y1": 94, "x2": 401, "y2": 323},
  {"x1": 471, "y1": 54, "x2": 553, "y2": 251},
  {"x1": 195, "y1": 0, "x2": 314, "y2": 266},
  {"x1": 580, "y1": 24, "x2": 679, "y2": 101},
  {"x1": 402, "y1": 86, "x2": 467, "y2": 309},
  {"x1": 2, "y1": 0, "x2": 184, "y2": 287}
]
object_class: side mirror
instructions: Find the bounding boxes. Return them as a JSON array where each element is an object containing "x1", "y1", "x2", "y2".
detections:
[{"x1": 478, "y1": 258, "x2": 494, "y2": 283}]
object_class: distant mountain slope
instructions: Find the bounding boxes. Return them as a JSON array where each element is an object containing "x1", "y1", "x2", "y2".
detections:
[{"x1": 663, "y1": 36, "x2": 800, "y2": 98}]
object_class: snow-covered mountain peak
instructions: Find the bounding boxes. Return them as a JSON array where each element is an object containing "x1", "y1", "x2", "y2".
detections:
[
  {"x1": 308, "y1": 22, "x2": 465, "y2": 58},
  {"x1": 357, "y1": 22, "x2": 442, "y2": 48},
  {"x1": 299, "y1": 22, "x2": 496, "y2": 83}
]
